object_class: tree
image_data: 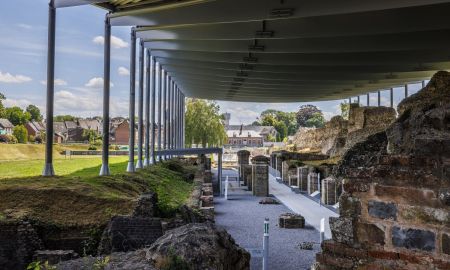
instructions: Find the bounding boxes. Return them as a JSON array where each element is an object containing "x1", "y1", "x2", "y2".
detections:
[
  {"x1": 5, "y1": 106, "x2": 31, "y2": 126},
  {"x1": 296, "y1": 105, "x2": 322, "y2": 127},
  {"x1": 13, "y1": 125, "x2": 28, "y2": 143},
  {"x1": 340, "y1": 102, "x2": 350, "y2": 120},
  {"x1": 305, "y1": 112, "x2": 325, "y2": 128},
  {"x1": 26, "y1": 104, "x2": 43, "y2": 121},
  {"x1": 258, "y1": 110, "x2": 298, "y2": 141},
  {"x1": 54, "y1": 115, "x2": 76, "y2": 122},
  {"x1": 0, "y1": 92, "x2": 5, "y2": 118},
  {"x1": 273, "y1": 121, "x2": 288, "y2": 141},
  {"x1": 185, "y1": 99, "x2": 227, "y2": 147}
]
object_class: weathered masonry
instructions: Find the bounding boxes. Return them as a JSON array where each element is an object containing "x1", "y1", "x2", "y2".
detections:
[{"x1": 314, "y1": 72, "x2": 450, "y2": 269}]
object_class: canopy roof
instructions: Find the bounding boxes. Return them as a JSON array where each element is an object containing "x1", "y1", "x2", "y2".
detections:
[{"x1": 55, "y1": 0, "x2": 450, "y2": 102}]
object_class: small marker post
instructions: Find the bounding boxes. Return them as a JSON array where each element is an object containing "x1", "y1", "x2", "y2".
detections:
[
  {"x1": 263, "y1": 218, "x2": 269, "y2": 270},
  {"x1": 225, "y1": 175, "x2": 229, "y2": 200},
  {"x1": 320, "y1": 218, "x2": 325, "y2": 244}
]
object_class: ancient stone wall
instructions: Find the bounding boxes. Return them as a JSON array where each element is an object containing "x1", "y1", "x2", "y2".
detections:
[
  {"x1": 293, "y1": 104, "x2": 396, "y2": 157},
  {"x1": 0, "y1": 220, "x2": 42, "y2": 270},
  {"x1": 315, "y1": 71, "x2": 450, "y2": 269}
]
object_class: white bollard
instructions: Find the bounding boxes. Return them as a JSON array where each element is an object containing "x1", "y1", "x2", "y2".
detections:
[
  {"x1": 320, "y1": 218, "x2": 325, "y2": 244},
  {"x1": 225, "y1": 176, "x2": 229, "y2": 200},
  {"x1": 263, "y1": 218, "x2": 269, "y2": 270}
]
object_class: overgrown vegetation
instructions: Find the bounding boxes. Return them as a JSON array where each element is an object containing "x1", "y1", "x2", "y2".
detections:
[{"x1": 0, "y1": 159, "x2": 195, "y2": 225}]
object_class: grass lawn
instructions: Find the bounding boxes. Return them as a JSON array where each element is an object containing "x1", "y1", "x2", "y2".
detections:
[
  {"x1": 0, "y1": 144, "x2": 196, "y2": 225},
  {"x1": 0, "y1": 158, "x2": 196, "y2": 225},
  {"x1": 0, "y1": 156, "x2": 129, "y2": 179}
]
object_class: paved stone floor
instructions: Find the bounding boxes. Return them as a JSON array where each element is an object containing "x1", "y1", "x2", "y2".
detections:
[{"x1": 215, "y1": 169, "x2": 320, "y2": 270}]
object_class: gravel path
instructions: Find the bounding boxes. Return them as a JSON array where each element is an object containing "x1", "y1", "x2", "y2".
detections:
[{"x1": 214, "y1": 169, "x2": 320, "y2": 270}]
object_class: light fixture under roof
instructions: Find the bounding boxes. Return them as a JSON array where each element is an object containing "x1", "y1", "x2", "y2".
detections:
[
  {"x1": 239, "y1": 63, "x2": 254, "y2": 70},
  {"x1": 270, "y1": 8, "x2": 295, "y2": 18},
  {"x1": 248, "y1": 44, "x2": 265, "y2": 51},
  {"x1": 243, "y1": 56, "x2": 258, "y2": 63},
  {"x1": 256, "y1": 30, "x2": 274, "y2": 38},
  {"x1": 236, "y1": 71, "x2": 249, "y2": 77}
]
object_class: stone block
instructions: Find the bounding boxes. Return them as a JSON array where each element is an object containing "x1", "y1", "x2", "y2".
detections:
[
  {"x1": 33, "y1": 250, "x2": 79, "y2": 265},
  {"x1": 242, "y1": 164, "x2": 253, "y2": 189},
  {"x1": 307, "y1": 172, "x2": 319, "y2": 195},
  {"x1": 252, "y1": 164, "x2": 269, "y2": 197},
  {"x1": 321, "y1": 177, "x2": 339, "y2": 205},
  {"x1": 279, "y1": 213, "x2": 305, "y2": 229},
  {"x1": 374, "y1": 185, "x2": 439, "y2": 207},
  {"x1": 368, "y1": 200, "x2": 397, "y2": 220},
  {"x1": 356, "y1": 222, "x2": 385, "y2": 246},
  {"x1": 392, "y1": 227, "x2": 435, "y2": 252},
  {"x1": 132, "y1": 192, "x2": 157, "y2": 217},
  {"x1": 200, "y1": 195, "x2": 214, "y2": 207},
  {"x1": 442, "y1": 233, "x2": 450, "y2": 255},
  {"x1": 259, "y1": 198, "x2": 279, "y2": 204},
  {"x1": 329, "y1": 217, "x2": 354, "y2": 245},
  {"x1": 98, "y1": 216, "x2": 163, "y2": 254},
  {"x1": 339, "y1": 193, "x2": 361, "y2": 218}
]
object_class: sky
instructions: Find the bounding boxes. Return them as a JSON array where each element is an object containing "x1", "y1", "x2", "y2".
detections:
[{"x1": 0, "y1": 0, "x2": 426, "y2": 125}]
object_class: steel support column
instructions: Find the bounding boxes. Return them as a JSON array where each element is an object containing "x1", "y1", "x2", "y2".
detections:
[
  {"x1": 390, "y1": 88, "x2": 394, "y2": 108},
  {"x1": 144, "y1": 49, "x2": 151, "y2": 167},
  {"x1": 182, "y1": 93, "x2": 185, "y2": 147},
  {"x1": 218, "y1": 153, "x2": 223, "y2": 196},
  {"x1": 136, "y1": 40, "x2": 145, "y2": 169},
  {"x1": 171, "y1": 84, "x2": 175, "y2": 150},
  {"x1": 377, "y1": 91, "x2": 381, "y2": 107},
  {"x1": 163, "y1": 72, "x2": 168, "y2": 158},
  {"x1": 422, "y1": 80, "x2": 426, "y2": 88},
  {"x1": 100, "y1": 14, "x2": 111, "y2": 176},
  {"x1": 404, "y1": 84, "x2": 408, "y2": 98},
  {"x1": 348, "y1": 98, "x2": 351, "y2": 104},
  {"x1": 366, "y1": 93, "x2": 370, "y2": 106},
  {"x1": 167, "y1": 78, "x2": 172, "y2": 153},
  {"x1": 175, "y1": 88, "x2": 179, "y2": 149},
  {"x1": 157, "y1": 65, "x2": 162, "y2": 161},
  {"x1": 151, "y1": 57, "x2": 156, "y2": 164},
  {"x1": 126, "y1": 29, "x2": 137, "y2": 173},
  {"x1": 357, "y1": 96, "x2": 360, "y2": 105},
  {"x1": 43, "y1": 0, "x2": 56, "y2": 177}
]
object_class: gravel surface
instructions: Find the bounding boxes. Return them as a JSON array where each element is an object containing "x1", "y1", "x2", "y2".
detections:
[{"x1": 215, "y1": 170, "x2": 320, "y2": 270}]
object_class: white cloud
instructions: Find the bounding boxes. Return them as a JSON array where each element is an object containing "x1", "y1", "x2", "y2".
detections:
[
  {"x1": 93, "y1": 35, "x2": 129, "y2": 49},
  {"x1": 3, "y1": 98, "x2": 32, "y2": 108},
  {"x1": 17, "y1": 24, "x2": 32, "y2": 30},
  {"x1": 85, "y1": 77, "x2": 114, "y2": 88},
  {"x1": 40, "y1": 78, "x2": 68, "y2": 86},
  {"x1": 0, "y1": 71, "x2": 32, "y2": 84},
  {"x1": 54, "y1": 89, "x2": 128, "y2": 117},
  {"x1": 118, "y1": 66, "x2": 130, "y2": 76}
]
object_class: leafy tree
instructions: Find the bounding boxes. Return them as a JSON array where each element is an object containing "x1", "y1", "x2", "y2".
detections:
[
  {"x1": 185, "y1": 99, "x2": 227, "y2": 147},
  {"x1": 0, "y1": 92, "x2": 5, "y2": 118},
  {"x1": 305, "y1": 112, "x2": 325, "y2": 128},
  {"x1": 13, "y1": 125, "x2": 28, "y2": 143},
  {"x1": 340, "y1": 102, "x2": 350, "y2": 120},
  {"x1": 258, "y1": 110, "x2": 298, "y2": 141},
  {"x1": 273, "y1": 121, "x2": 288, "y2": 141},
  {"x1": 296, "y1": 105, "x2": 322, "y2": 127},
  {"x1": 5, "y1": 106, "x2": 31, "y2": 125},
  {"x1": 251, "y1": 120, "x2": 261, "y2": 126},
  {"x1": 26, "y1": 104, "x2": 43, "y2": 121},
  {"x1": 54, "y1": 115, "x2": 76, "y2": 122}
]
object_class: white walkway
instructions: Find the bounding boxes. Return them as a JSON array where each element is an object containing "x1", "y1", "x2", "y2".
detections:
[{"x1": 269, "y1": 175, "x2": 338, "y2": 239}]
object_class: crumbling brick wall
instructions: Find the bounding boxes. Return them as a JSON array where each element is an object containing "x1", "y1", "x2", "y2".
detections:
[
  {"x1": 315, "y1": 71, "x2": 450, "y2": 269},
  {"x1": 293, "y1": 105, "x2": 396, "y2": 157}
]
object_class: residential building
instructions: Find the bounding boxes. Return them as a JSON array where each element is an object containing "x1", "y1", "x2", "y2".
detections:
[
  {"x1": 25, "y1": 121, "x2": 45, "y2": 138},
  {"x1": 110, "y1": 120, "x2": 137, "y2": 145},
  {"x1": 225, "y1": 124, "x2": 278, "y2": 147},
  {"x1": 0, "y1": 119, "x2": 13, "y2": 135},
  {"x1": 226, "y1": 129, "x2": 264, "y2": 147}
]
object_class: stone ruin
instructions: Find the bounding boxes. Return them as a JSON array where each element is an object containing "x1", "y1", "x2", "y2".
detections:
[
  {"x1": 279, "y1": 213, "x2": 306, "y2": 229},
  {"x1": 292, "y1": 103, "x2": 396, "y2": 157},
  {"x1": 237, "y1": 149, "x2": 250, "y2": 184},
  {"x1": 315, "y1": 71, "x2": 450, "y2": 269},
  {"x1": 251, "y1": 155, "x2": 270, "y2": 197}
]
